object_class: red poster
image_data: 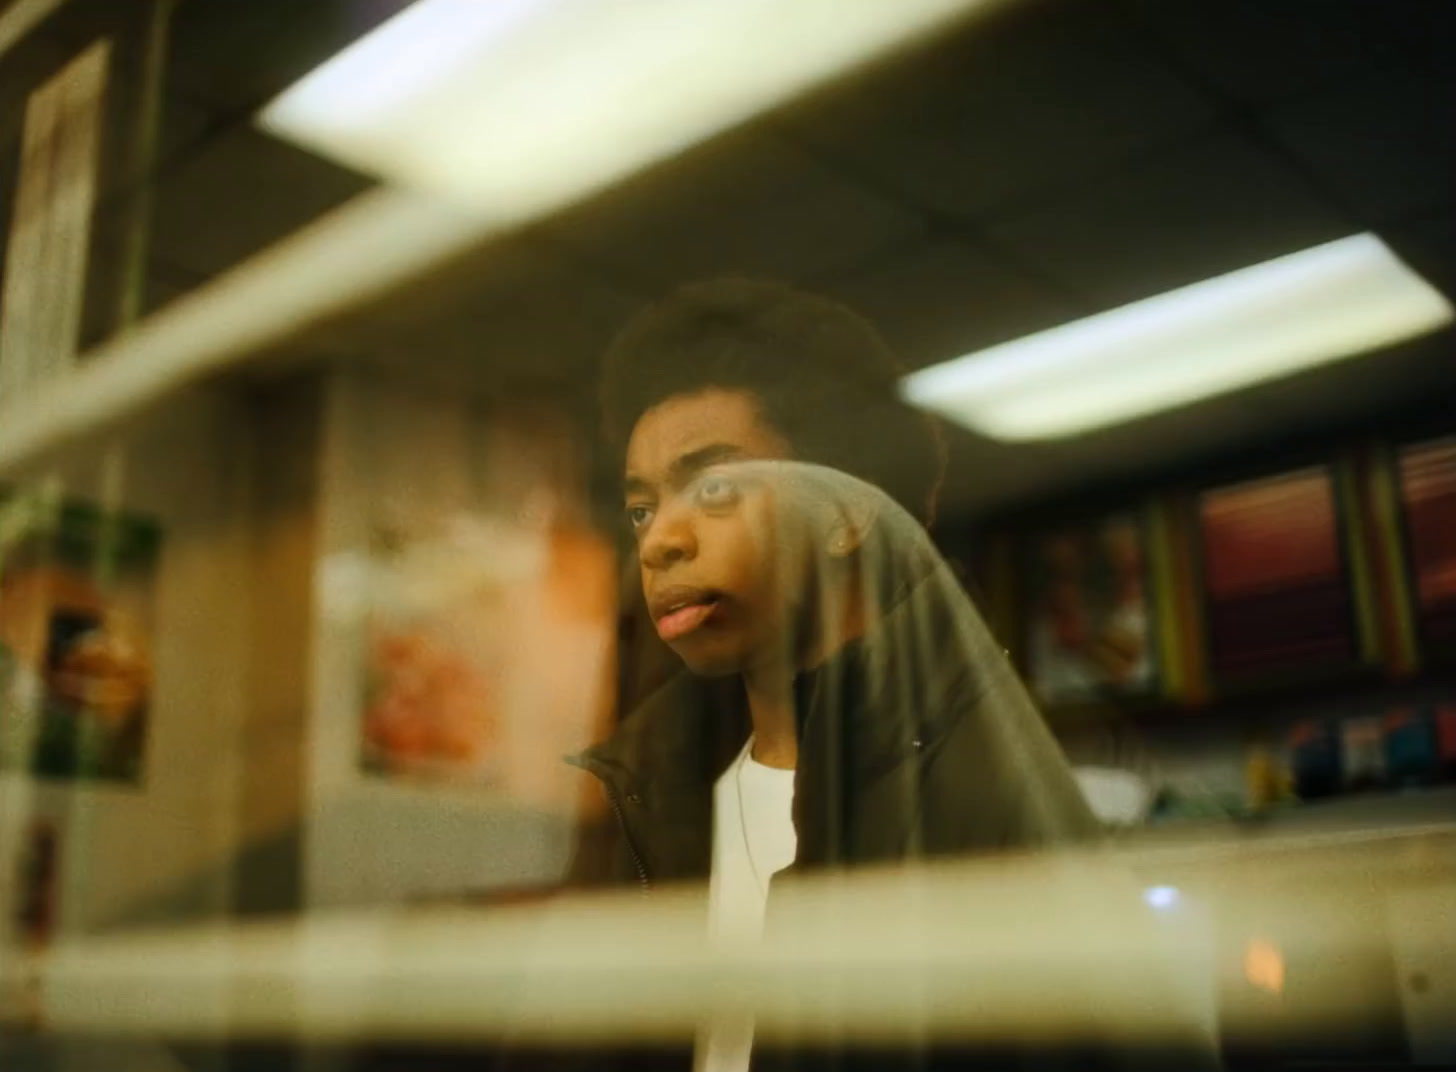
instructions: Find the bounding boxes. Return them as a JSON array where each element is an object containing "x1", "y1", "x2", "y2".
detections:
[{"x1": 1199, "y1": 467, "x2": 1355, "y2": 679}]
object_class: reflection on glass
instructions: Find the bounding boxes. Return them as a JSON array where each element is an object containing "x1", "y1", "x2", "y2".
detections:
[{"x1": 0, "y1": 0, "x2": 1454, "y2": 1067}]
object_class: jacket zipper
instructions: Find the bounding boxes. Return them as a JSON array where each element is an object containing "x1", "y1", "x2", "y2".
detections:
[{"x1": 601, "y1": 779, "x2": 651, "y2": 894}]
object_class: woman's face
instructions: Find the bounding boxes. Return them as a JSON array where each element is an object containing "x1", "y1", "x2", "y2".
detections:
[{"x1": 623, "y1": 388, "x2": 806, "y2": 677}]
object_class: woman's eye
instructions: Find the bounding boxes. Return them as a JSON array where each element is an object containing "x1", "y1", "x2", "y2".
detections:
[
  {"x1": 696, "y1": 475, "x2": 740, "y2": 509},
  {"x1": 625, "y1": 504, "x2": 654, "y2": 530}
]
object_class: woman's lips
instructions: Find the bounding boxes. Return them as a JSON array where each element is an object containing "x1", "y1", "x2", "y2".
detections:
[{"x1": 655, "y1": 599, "x2": 719, "y2": 641}]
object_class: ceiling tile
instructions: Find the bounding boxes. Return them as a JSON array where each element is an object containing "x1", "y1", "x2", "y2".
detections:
[
  {"x1": 1264, "y1": 70, "x2": 1456, "y2": 227},
  {"x1": 777, "y1": 0, "x2": 1216, "y2": 220},
  {"x1": 1376, "y1": 2, "x2": 1456, "y2": 70},
  {"x1": 984, "y1": 131, "x2": 1351, "y2": 309},
  {"x1": 1121, "y1": 0, "x2": 1413, "y2": 106},
  {"x1": 543, "y1": 128, "x2": 924, "y2": 292},
  {"x1": 816, "y1": 237, "x2": 1077, "y2": 370}
]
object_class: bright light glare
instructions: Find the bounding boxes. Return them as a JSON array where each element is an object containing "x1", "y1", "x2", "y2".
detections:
[
  {"x1": 900, "y1": 233, "x2": 1453, "y2": 440},
  {"x1": 1143, "y1": 885, "x2": 1180, "y2": 910},
  {"x1": 260, "y1": 0, "x2": 983, "y2": 221}
]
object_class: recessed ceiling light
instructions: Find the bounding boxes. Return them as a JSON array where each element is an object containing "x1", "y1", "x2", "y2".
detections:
[{"x1": 900, "y1": 233, "x2": 1453, "y2": 441}]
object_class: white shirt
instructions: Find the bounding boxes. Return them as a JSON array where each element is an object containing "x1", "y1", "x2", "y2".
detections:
[{"x1": 694, "y1": 737, "x2": 797, "y2": 1072}]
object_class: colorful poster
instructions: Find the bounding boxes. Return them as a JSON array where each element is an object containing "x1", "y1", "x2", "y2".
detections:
[
  {"x1": 1198, "y1": 466, "x2": 1355, "y2": 680},
  {"x1": 1397, "y1": 437, "x2": 1456, "y2": 647},
  {"x1": 1026, "y1": 513, "x2": 1156, "y2": 705},
  {"x1": 359, "y1": 514, "x2": 615, "y2": 799},
  {"x1": 0, "y1": 488, "x2": 161, "y2": 782},
  {"x1": 359, "y1": 518, "x2": 512, "y2": 781}
]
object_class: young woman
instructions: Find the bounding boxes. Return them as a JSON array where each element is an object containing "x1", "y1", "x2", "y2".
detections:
[{"x1": 563, "y1": 279, "x2": 1101, "y2": 1071}]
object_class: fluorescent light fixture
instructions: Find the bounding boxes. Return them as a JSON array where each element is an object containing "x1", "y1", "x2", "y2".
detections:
[
  {"x1": 260, "y1": 0, "x2": 985, "y2": 221},
  {"x1": 900, "y1": 233, "x2": 1453, "y2": 441}
]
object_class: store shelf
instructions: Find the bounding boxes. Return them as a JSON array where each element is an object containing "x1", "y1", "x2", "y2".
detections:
[
  {"x1": 3, "y1": 865, "x2": 1206, "y2": 1048},
  {"x1": 0, "y1": 187, "x2": 488, "y2": 477}
]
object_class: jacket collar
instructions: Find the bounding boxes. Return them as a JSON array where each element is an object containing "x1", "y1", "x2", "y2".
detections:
[
  {"x1": 579, "y1": 559, "x2": 969, "y2": 790},
  {"x1": 572, "y1": 561, "x2": 972, "y2": 871},
  {"x1": 573, "y1": 665, "x2": 756, "y2": 809}
]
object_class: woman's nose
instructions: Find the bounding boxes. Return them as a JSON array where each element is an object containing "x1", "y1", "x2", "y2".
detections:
[{"x1": 638, "y1": 502, "x2": 697, "y2": 570}]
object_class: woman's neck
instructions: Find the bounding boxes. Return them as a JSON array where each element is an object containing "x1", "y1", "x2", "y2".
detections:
[{"x1": 741, "y1": 662, "x2": 798, "y2": 769}]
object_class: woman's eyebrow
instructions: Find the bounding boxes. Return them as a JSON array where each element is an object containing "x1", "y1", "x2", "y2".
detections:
[
  {"x1": 669, "y1": 444, "x2": 750, "y2": 483},
  {"x1": 623, "y1": 444, "x2": 749, "y2": 499}
]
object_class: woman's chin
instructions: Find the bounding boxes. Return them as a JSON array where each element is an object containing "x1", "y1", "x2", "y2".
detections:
[{"x1": 671, "y1": 638, "x2": 748, "y2": 679}]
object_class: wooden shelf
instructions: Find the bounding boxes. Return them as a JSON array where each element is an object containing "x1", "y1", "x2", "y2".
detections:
[{"x1": 0, "y1": 829, "x2": 1448, "y2": 1050}]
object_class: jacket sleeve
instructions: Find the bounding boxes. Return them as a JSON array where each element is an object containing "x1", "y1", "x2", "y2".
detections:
[{"x1": 911, "y1": 692, "x2": 1098, "y2": 856}]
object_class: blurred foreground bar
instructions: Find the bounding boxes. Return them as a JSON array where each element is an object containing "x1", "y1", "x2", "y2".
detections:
[{"x1": 1, "y1": 825, "x2": 1450, "y2": 1056}]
